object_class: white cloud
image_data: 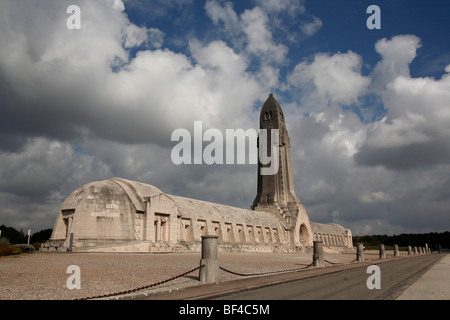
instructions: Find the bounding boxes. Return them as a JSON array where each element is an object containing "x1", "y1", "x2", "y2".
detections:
[
  {"x1": 300, "y1": 16, "x2": 322, "y2": 36},
  {"x1": 256, "y1": 0, "x2": 305, "y2": 13},
  {"x1": 240, "y1": 7, "x2": 288, "y2": 64},
  {"x1": 356, "y1": 36, "x2": 450, "y2": 170},
  {"x1": 205, "y1": 0, "x2": 239, "y2": 29},
  {"x1": 288, "y1": 51, "x2": 371, "y2": 106},
  {"x1": 370, "y1": 34, "x2": 422, "y2": 94},
  {"x1": 0, "y1": 0, "x2": 273, "y2": 149},
  {"x1": 205, "y1": 1, "x2": 288, "y2": 65},
  {"x1": 359, "y1": 191, "x2": 394, "y2": 204}
]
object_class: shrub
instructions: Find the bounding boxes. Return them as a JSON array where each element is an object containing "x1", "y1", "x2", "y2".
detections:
[
  {"x1": 0, "y1": 246, "x2": 12, "y2": 256},
  {"x1": 0, "y1": 237, "x2": 10, "y2": 247},
  {"x1": 10, "y1": 246, "x2": 22, "y2": 255},
  {"x1": 32, "y1": 242, "x2": 41, "y2": 251},
  {"x1": 11, "y1": 244, "x2": 35, "y2": 253}
]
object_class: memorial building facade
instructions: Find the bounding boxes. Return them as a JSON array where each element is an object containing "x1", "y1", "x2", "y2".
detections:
[{"x1": 44, "y1": 95, "x2": 353, "y2": 252}]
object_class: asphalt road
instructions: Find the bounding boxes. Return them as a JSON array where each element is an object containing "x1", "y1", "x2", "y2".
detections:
[{"x1": 214, "y1": 253, "x2": 444, "y2": 300}]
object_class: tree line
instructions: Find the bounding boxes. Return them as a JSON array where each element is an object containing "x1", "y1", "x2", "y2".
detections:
[
  {"x1": 0, "y1": 225, "x2": 52, "y2": 244},
  {"x1": 353, "y1": 231, "x2": 450, "y2": 250},
  {"x1": 1, "y1": 224, "x2": 449, "y2": 249}
]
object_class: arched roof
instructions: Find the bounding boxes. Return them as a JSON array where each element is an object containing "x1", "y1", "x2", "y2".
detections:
[
  {"x1": 60, "y1": 178, "x2": 288, "y2": 230},
  {"x1": 60, "y1": 179, "x2": 129, "y2": 211},
  {"x1": 310, "y1": 222, "x2": 350, "y2": 236},
  {"x1": 169, "y1": 194, "x2": 287, "y2": 229}
]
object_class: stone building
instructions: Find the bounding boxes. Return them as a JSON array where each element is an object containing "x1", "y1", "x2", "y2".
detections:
[{"x1": 43, "y1": 94, "x2": 353, "y2": 252}]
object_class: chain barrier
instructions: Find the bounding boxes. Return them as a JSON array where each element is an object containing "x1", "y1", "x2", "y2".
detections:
[
  {"x1": 219, "y1": 261, "x2": 314, "y2": 277},
  {"x1": 324, "y1": 257, "x2": 357, "y2": 265},
  {"x1": 75, "y1": 265, "x2": 202, "y2": 300},
  {"x1": 75, "y1": 252, "x2": 376, "y2": 299}
]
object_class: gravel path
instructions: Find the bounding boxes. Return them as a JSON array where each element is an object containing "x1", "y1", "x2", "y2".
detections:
[{"x1": 0, "y1": 250, "x2": 364, "y2": 300}]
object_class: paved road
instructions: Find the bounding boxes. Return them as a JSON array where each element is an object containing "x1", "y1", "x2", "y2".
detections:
[{"x1": 214, "y1": 253, "x2": 444, "y2": 300}]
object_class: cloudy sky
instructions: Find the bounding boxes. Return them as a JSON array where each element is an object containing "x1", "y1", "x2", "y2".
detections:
[{"x1": 1, "y1": 0, "x2": 449, "y2": 236}]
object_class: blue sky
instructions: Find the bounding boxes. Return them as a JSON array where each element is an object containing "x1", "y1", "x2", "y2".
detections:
[{"x1": 1, "y1": 0, "x2": 450, "y2": 236}]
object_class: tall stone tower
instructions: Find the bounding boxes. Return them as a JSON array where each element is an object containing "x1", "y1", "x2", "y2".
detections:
[{"x1": 252, "y1": 94, "x2": 313, "y2": 248}]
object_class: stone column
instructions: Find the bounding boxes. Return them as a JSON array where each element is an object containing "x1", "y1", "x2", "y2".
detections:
[
  {"x1": 408, "y1": 245, "x2": 412, "y2": 256},
  {"x1": 379, "y1": 244, "x2": 386, "y2": 259},
  {"x1": 357, "y1": 243, "x2": 365, "y2": 262},
  {"x1": 199, "y1": 235, "x2": 220, "y2": 284},
  {"x1": 313, "y1": 241, "x2": 325, "y2": 268},
  {"x1": 394, "y1": 244, "x2": 399, "y2": 257}
]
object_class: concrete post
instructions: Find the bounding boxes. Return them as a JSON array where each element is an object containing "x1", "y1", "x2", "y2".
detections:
[
  {"x1": 408, "y1": 245, "x2": 412, "y2": 256},
  {"x1": 425, "y1": 243, "x2": 429, "y2": 254},
  {"x1": 394, "y1": 244, "x2": 399, "y2": 257},
  {"x1": 414, "y1": 246, "x2": 418, "y2": 254},
  {"x1": 379, "y1": 244, "x2": 386, "y2": 259},
  {"x1": 199, "y1": 235, "x2": 220, "y2": 284},
  {"x1": 313, "y1": 241, "x2": 325, "y2": 268},
  {"x1": 357, "y1": 243, "x2": 365, "y2": 262}
]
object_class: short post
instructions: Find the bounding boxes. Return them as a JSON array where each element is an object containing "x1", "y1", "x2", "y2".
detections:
[
  {"x1": 379, "y1": 244, "x2": 386, "y2": 259},
  {"x1": 407, "y1": 245, "x2": 412, "y2": 256},
  {"x1": 199, "y1": 235, "x2": 220, "y2": 284},
  {"x1": 313, "y1": 241, "x2": 325, "y2": 268},
  {"x1": 425, "y1": 243, "x2": 429, "y2": 254},
  {"x1": 394, "y1": 244, "x2": 399, "y2": 257},
  {"x1": 414, "y1": 246, "x2": 418, "y2": 254},
  {"x1": 357, "y1": 243, "x2": 365, "y2": 262}
]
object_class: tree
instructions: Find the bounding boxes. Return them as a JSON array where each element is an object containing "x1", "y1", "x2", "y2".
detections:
[
  {"x1": 0, "y1": 225, "x2": 26, "y2": 244},
  {"x1": 30, "y1": 229, "x2": 53, "y2": 243}
]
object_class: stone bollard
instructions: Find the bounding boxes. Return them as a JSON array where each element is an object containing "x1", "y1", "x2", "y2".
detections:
[
  {"x1": 408, "y1": 246, "x2": 412, "y2": 256},
  {"x1": 357, "y1": 243, "x2": 365, "y2": 262},
  {"x1": 425, "y1": 243, "x2": 429, "y2": 254},
  {"x1": 379, "y1": 244, "x2": 386, "y2": 259},
  {"x1": 199, "y1": 235, "x2": 220, "y2": 284},
  {"x1": 313, "y1": 241, "x2": 325, "y2": 268},
  {"x1": 394, "y1": 244, "x2": 399, "y2": 257},
  {"x1": 414, "y1": 246, "x2": 418, "y2": 254}
]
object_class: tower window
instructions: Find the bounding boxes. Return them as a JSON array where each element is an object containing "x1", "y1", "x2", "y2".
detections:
[{"x1": 264, "y1": 111, "x2": 272, "y2": 120}]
